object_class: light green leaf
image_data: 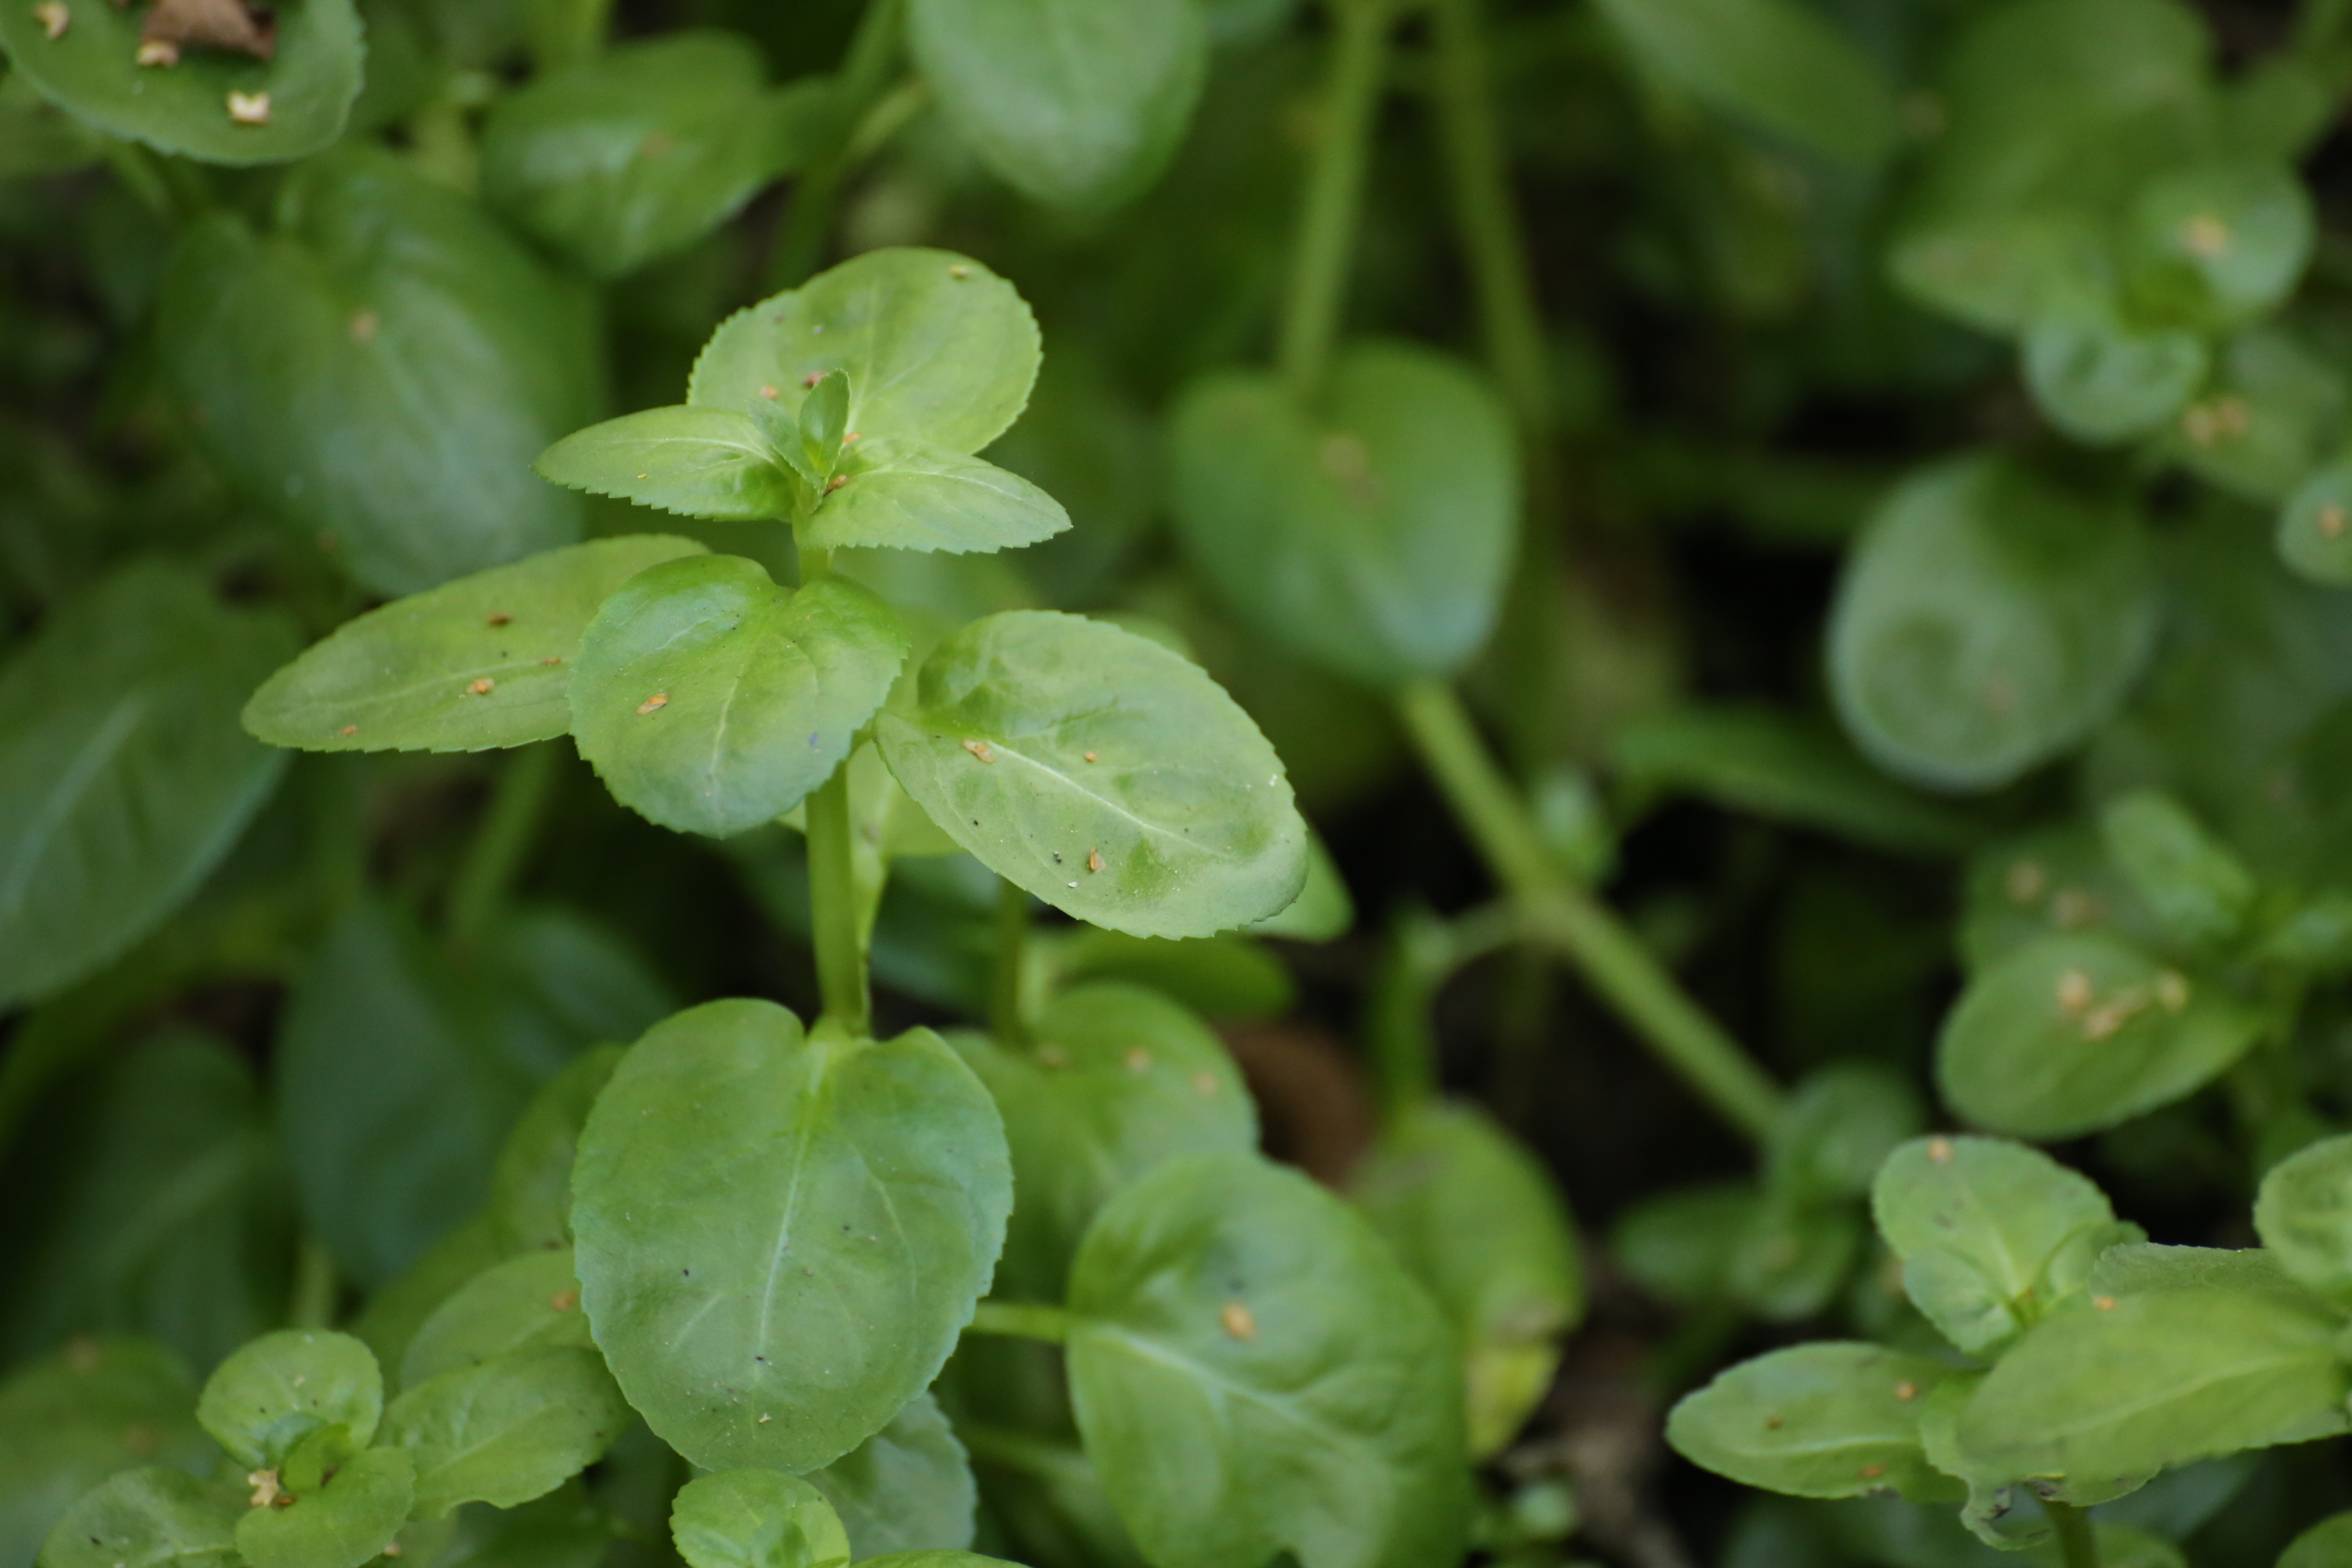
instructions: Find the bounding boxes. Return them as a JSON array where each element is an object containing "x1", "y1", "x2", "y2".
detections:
[
  {"x1": 1065, "y1": 1152, "x2": 1471, "y2": 1568},
  {"x1": 481, "y1": 32, "x2": 820, "y2": 279},
  {"x1": 34, "y1": 1468, "x2": 240, "y2": 1568},
  {"x1": 1958, "y1": 822, "x2": 2171, "y2": 973},
  {"x1": 906, "y1": 0, "x2": 1207, "y2": 211},
  {"x1": 572, "y1": 1001, "x2": 1011, "y2": 1472},
  {"x1": 1936, "y1": 931, "x2": 2264, "y2": 1139},
  {"x1": 2024, "y1": 309, "x2": 2208, "y2": 445},
  {"x1": 2281, "y1": 1512, "x2": 2352, "y2": 1568},
  {"x1": 875, "y1": 611, "x2": 1308, "y2": 938},
  {"x1": 2129, "y1": 161, "x2": 2314, "y2": 330},
  {"x1": 1828, "y1": 456, "x2": 2159, "y2": 792},
  {"x1": 570, "y1": 557, "x2": 907, "y2": 836},
  {"x1": 399, "y1": 1250, "x2": 594, "y2": 1391},
  {"x1": 3, "y1": 1341, "x2": 212, "y2": 1568},
  {"x1": 488, "y1": 1046, "x2": 625, "y2": 1256},
  {"x1": 1350, "y1": 1102, "x2": 1584, "y2": 1458},
  {"x1": 689, "y1": 249, "x2": 1041, "y2": 456},
  {"x1": 2275, "y1": 461, "x2": 2352, "y2": 587},
  {"x1": 158, "y1": 150, "x2": 597, "y2": 597},
  {"x1": 953, "y1": 982, "x2": 1257, "y2": 1300},
  {"x1": 0, "y1": 0, "x2": 361, "y2": 164},
  {"x1": 533, "y1": 410, "x2": 797, "y2": 523},
  {"x1": 802, "y1": 438, "x2": 1069, "y2": 556},
  {"x1": 243, "y1": 536, "x2": 709, "y2": 754},
  {"x1": 1870, "y1": 1135, "x2": 2122, "y2": 1356},
  {"x1": 233, "y1": 1446, "x2": 415, "y2": 1568},
  {"x1": 2158, "y1": 328, "x2": 2346, "y2": 505},
  {"x1": 2255, "y1": 1134, "x2": 2352, "y2": 1305},
  {"x1": 804, "y1": 1394, "x2": 977, "y2": 1557},
  {"x1": 0, "y1": 563, "x2": 293, "y2": 1009},
  {"x1": 379, "y1": 1348, "x2": 630, "y2": 1517},
  {"x1": 1168, "y1": 341, "x2": 1519, "y2": 688},
  {"x1": 196, "y1": 1331, "x2": 380, "y2": 1471},
  {"x1": 2096, "y1": 789, "x2": 2256, "y2": 949},
  {"x1": 2087, "y1": 1242, "x2": 2325, "y2": 1308},
  {"x1": 1665, "y1": 1343, "x2": 1960, "y2": 1501},
  {"x1": 1593, "y1": 0, "x2": 1901, "y2": 167},
  {"x1": 1956, "y1": 1287, "x2": 2350, "y2": 1482},
  {"x1": 671, "y1": 1470, "x2": 851, "y2": 1568}
]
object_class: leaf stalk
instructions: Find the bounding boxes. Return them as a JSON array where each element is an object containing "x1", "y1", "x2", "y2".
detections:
[{"x1": 1277, "y1": 0, "x2": 1395, "y2": 405}]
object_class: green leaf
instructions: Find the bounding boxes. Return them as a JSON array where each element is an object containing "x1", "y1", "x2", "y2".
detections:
[
  {"x1": 158, "y1": 150, "x2": 597, "y2": 597},
  {"x1": 1247, "y1": 829, "x2": 1353, "y2": 941},
  {"x1": 2129, "y1": 161, "x2": 2314, "y2": 330},
  {"x1": 1665, "y1": 1343, "x2": 1961, "y2": 1501},
  {"x1": 1065, "y1": 1152, "x2": 1471, "y2": 1568},
  {"x1": 1167, "y1": 341, "x2": 1519, "y2": 688},
  {"x1": 2, "y1": 1341, "x2": 212, "y2": 1568},
  {"x1": 1043, "y1": 929, "x2": 1298, "y2": 1021},
  {"x1": 0, "y1": 563, "x2": 294, "y2": 1008},
  {"x1": 2023, "y1": 308, "x2": 2208, "y2": 445},
  {"x1": 689, "y1": 249, "x2": 1041, "y2": 456},
  {"x1": 953, "y1": 982, "x2": 1258, "y2": 1300},
  {"x1": 196, "y1": 1330, "x2": 381, "y2": 1469},
  {"x1": 2281, "y1": 1512, "x2": 2352, "y2": 1568},
  {"x1": 875, "y1": 611, "x2": 1308, "y2": 938},
  {"x1": 802, "y1": 438, "x2": 1069, "y2": 556},
  {"x1": 1828, "y1": 456, "x2": 2160, "y2": 792},
  {"x1": 379, "y1": 1347, "x2": 630, "y2": 1517},
  {"x1": 533, "y1": 410, "x2": 797, "y2": 523},
  {"x1": 2096, "y1": 789, "x2": 2257, "y2": 949},
  {"x1": 1350, "y1": 1102, "x2": 1584, "y2": 1458},
  {"x1": 804, "y1": 1394, "x2": 977, "y2": 1557},
  {"x1": 671, "y1": 1470, "x2": 851, "y2": 1568},
  {"x1": 1592, "y1": 0, "x2": 1901, "y2": 167},
  {"x1": 1956, "y1": 1287, "x2": 2350, "y2": 1483},
  {"x1": 2275, "y1": 461, "x2": 2352, "y2": 587},
  {"x1": 398, "y1": 1250, "x2": 594, "y2": 1390},
  {"x1": 2255, "y1": 1134, "x2": 2352, "y2": 1305},
  {"x1": 2157, "y1": 328, "x2": 2347, "y2": 506},
  {"x1": 1871, "y1": 1135, "x2": 2124, "y2": 1356},
  {"x1": 1766, "y1": 1064, "x2": 1923, "y2": 1207},
  {"x1": 571, "y1": 1000, "x2": 1011, "y2": 1472},
  {"x1": 1936, "y1": 931, "x2": 2264, "y2": 1139},
  {"x1": 243, "y1": 536, "x2": 709, "y2": 754},
  {"x1": 859, "y1": 1558, "x2": 1018, "y2": 1568},
  {"x1": 481, "y1": 31, "x2": 819, "y2": 279},
  {"x1": 0, "y1": 0, "x2": 361, "y2": 165},
  {"x1": 1959, "y1": 822, "x2": 2172, "y2": 973},
  {"x1": 569, "y1": 557, "x2": 909, "y2": 836},
  {"x1": 233, "y1": 1447, "x2": 415, "y2": 1568},
  {"x1": 34, "y1": 1468, "x2": 241, "y2": 1568},
  {"x1": 0, "y1": 71, "x2": 101, "y2": 178},
  {"x1": 488, "y1": 1046, "x2": 624, "y2": 1256},
  {"x1": 906, "y1": 0, "x2": 1207, "y2": 211},
  {"x1": 2087, "y1": 1241, "x2": 2326, "y2": 1308},
  {"x1": 1612, "y1": 1182, "x2": 1755, "y2": 1308},
  {"x1": 348, "y1": 1216, "x2": 506, "y2": 1382}
]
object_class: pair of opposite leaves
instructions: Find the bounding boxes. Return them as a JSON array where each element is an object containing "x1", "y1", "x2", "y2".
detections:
[
  {"x1": 1671, "y1": 1135, "x2": 2352, "y2": 1546},
  {"x1": 246, "y1": 248, "x2": 1306, "y2": 942}
]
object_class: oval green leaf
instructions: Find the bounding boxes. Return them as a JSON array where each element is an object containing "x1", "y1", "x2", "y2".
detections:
[
  {"x1": 488, "y1": 1045, "x2": 625, "y2": 1256},
  {"x1": 35, "y1": 1468, "x2": 241, "y2": 1568},
  {"x1": 399, "y1": 1250, "x2": 594, "y2": 1391},
  {"x1": 2129, "y1": 160, "x2": 2314, "y2": 329},
  {"x1": 804, "y1": 1395, "x2": 977, "y2": 1557},
  {"x1": 196, "y1": 1330, "x2": 381, "y2": 1471},
  {"x1": 232, "y1": 1446, "x2": 413, "y2": 1568},
  {"x1": 5, "y1": 1341, "x2": 213, "y2": 1568},
  {"x1": 2255, "y1": 1133, "x2": 2352, "y2": 1305},
  {"x1": 803, "y1": 437, "x2": 1069, "y2": 556},
  {"x1": 672, "y1": 1469, "x2": 851, "y2": 1568},
  {"x1": 2277, "y1": 461, "x2": 2352, "y2": 586},
  {"x1": 875, "y1": 611, "x2": 1308, "y2": 938},
  {"x1": 534, "y1": 409, "x2": 797, "y2": 523},
  {"x1": 1665, "y1": 1342, "x2": 1960, "y2": 1501},
  {"x1": 379, "y1": 1347, "x2": 630, "y2": 1518},
  {"x1": 572, "y1": 1000, "x2": 1011, "y2": 1472}
]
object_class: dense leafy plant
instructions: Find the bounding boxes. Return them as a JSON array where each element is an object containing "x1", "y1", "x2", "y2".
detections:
[{"x1": 13, "y1": 0, "x2": 2352, "y2": 1565}]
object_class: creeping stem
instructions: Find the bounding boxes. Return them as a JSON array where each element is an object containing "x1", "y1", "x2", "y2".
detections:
[
  {"x1": 1277, "y1": 0, "x2": 1396, "y2": 405},
  {"x1": 1396, "y1": 680, "x2": 1785, "y2": 1143}
]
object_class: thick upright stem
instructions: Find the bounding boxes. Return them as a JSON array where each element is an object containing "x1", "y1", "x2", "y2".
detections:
[
  {"x1": 1277, "y1": 0, "x2": 1394, "y2": 404},
  {"x1": 448, "y1": 742, "x2": 560, "y2": 944},
  {"x1": 1396, "y1": 679, "x2": 1784, "y2": 1143},
  {"x1": 2047, "y1": 1503, "x2": 2100, "y2": 1568},
  {"x1": 805, "y1": 760, "x2": 872, "y2": 1036},
  {"x1": 769, "y1": 0, "x2": 906, "y2": 290}
]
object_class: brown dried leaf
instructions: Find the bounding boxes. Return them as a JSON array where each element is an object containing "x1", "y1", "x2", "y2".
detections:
[{"x1": 141, "y1": 0, "x2": 275, "y2": 60}]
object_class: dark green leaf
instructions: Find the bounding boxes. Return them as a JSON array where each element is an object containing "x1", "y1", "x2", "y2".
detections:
[
  {"x1": 2023, "y1": 309, "x2": 2207, "y2": 445},
  {"x1": 953, "y1": 982, "x2": 1257, "y2": 1300},
  {"x1": 1350, "y1": 1102, "x2": 1584, "y2": 1458},
  {"x1": 1043, "y1": 929, "x2": 1297, "y2": 1021},
  {"x1": 875, "y1": 611, "x2": 1308, "y2": 938},
  {"x1": 1065, "y1": 1152, "x2": 1471, "y2": 1568},
  {"x1": 2254, "y1": 1134, "x2": 2352, "y2": 1305},
  {"x1": 243, "y1": 537, "x2": 709, "y2": 754},
  {"x1": 2128, "y1": 161, "x2": 2314, "y2": 330},
  {"x1": 1936, "y1": 931, "x2": 2263, "y2": 1139},
  {"x1": 159, "y1": 151, "x2": 597, "y2": 597},
  {"x1": 670, "y1": 1469, "x2": 850, "y2": 1568},
  {"x1": 532, "y1": 411, "x2": 796, "y2": 523},
  {"x1": 2276, "y1": 462, "x2": 2352, "y2": 587},
  {"x1": 1168, "y1": 342, "x2": 1519, "y2": 688},
  {"x1": 0, "y1": 71, "x2": 101, "y2": 177},
  {"x1": 1828, "y1": 456, "x2": 2159, "y2": 792},
  {"x1": 2096, "y1": 789, "x2": 2256, "y2": 949},
  {"x1": 1612, "y1": 1182, "x2": 1755, "y2": 1308},
  {"x1": 570, "y1": 557, "x2": 909, "y2": 836},
  {"x1": 232, "y1": 1446, "x2": 414, "y2": 1568},
  {"x1": 0, "y1": 563, "x2": 293, "y2": 1008},
  {"x1": 1247, "y1": 829, "x2": 1352, "y2": 941},
  {"x1": 906, "y1": 0, "x2": 1207, "y2": 211},
  {"x1": 34, "y1": 1468, "x2": 240, "y2": 1568},
  {"x1": 195, "y1": 1329, "x2": 381, "y2": 1469},
  {"x1": 2155, "y1": 329, "x2": 2346, "y2": 505},
  {"x1": 2, "y1": 1341, "x2": 212, "y2": 1568},
  {"x1": 481, "y1": 32, "x2": 819, "y2": 279},
  {"x1": 379, "y1": 1348, "x2": 630, "y2": 1517},
  {"x1": 1666, "y1": 1343, "x2": 1961, "y2": 1501},
  {"x1": 572, "y1": 1000, "x2": 1011, "y2": 1472},
  {"x1": 0, "y1": 0, "x2": 361, "y2": 164},
  {"x1": 804, "y1": 1394, "x2": 977, "y2": 1557},
  {"x1": 2281, "y1": 1512, "x2": 2352, "y2": 1568},
  {"x1": 1766, "y1": 1064, "x2": 1922, "y2": 1206},
  {"x1": 348, "y1": 1215, "x2": 506, "y2": 1382},
  {"x1": 1958, "y1": 823, "x2": 2171, "y2": 973},
  {"x1": 488, "y1": 1047, "x2": 624, "y2": 1257},
  {"x1": 398, "y1": 1250, "x2": 594, "y2": 1390}
]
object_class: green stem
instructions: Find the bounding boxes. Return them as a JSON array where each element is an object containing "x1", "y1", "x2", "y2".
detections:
[
  {"x1": 1396, "y1": 679, "x2": 1784, "y2": 1143},
  {"x1": 1367, "y1": 902, "x2": 1517, "y2": 1118},
  {"x1": 528, "y1": 0, "x2": 611, "y2": 69},
  {"x1": 769, "y1": 0, "x2": 906, "y2": 290},
  {"x1": 288, "y1": 1235, "x2": 337, "y2": 1330},
  {"x1": 805, "y1": 759, "x2": 872, "y2": 1036},
  {"x1": 1276, "y1": 0, "x2": 1394, "y2": 404},
  {"x1": 966, "y1": 1301, "x2": 1073, "y2": 1342},
  {"x1": 2047, "y1": 1503, "x2": 2100, "y2": 1568},
  {"x1": 448, "y1": 742, "x2": 560, "y2": 944},
  {"x1": 992, "y1": 879, "x2": 1029, "y2": 1044}
]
